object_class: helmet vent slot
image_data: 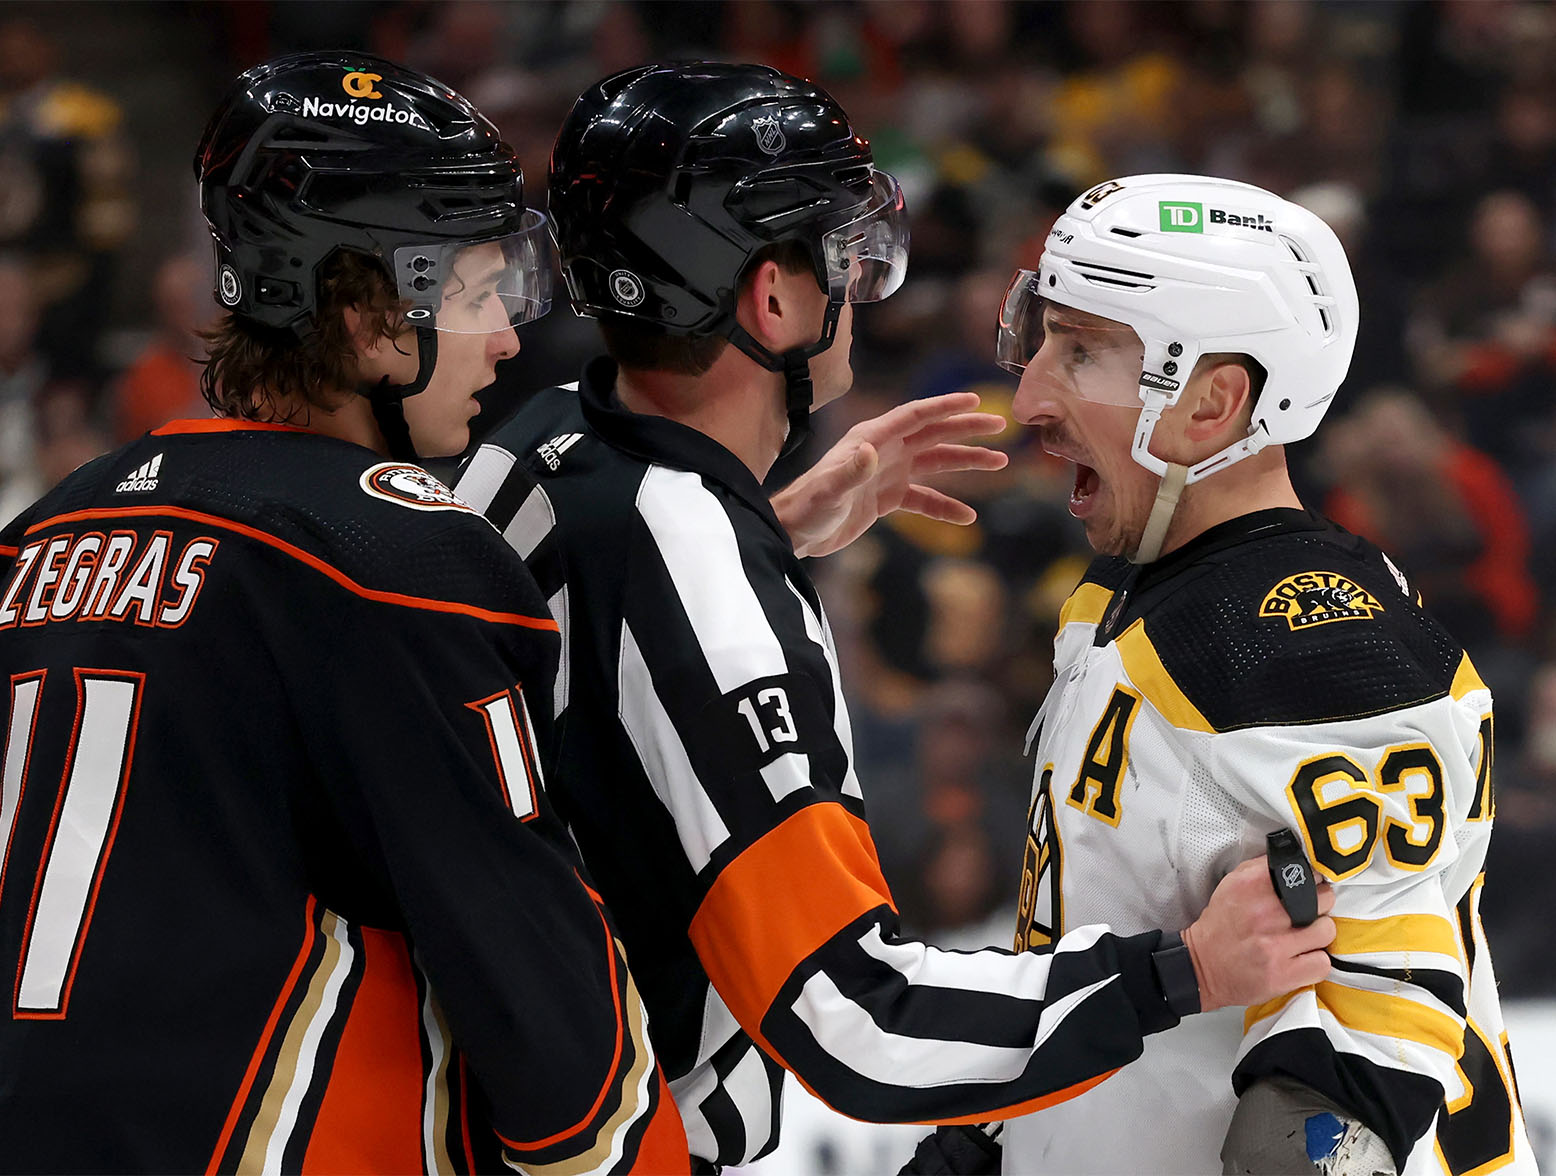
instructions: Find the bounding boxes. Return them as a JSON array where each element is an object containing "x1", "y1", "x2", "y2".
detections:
[
  {"x1": 1073, "y1": 259, "x2": 1154, "y2": 281},
  {"x1": 1081, "y1": 273, "x2": 1154, "y2": 291},
  {"x1": 1109, "y1": 227, "x2": 1142, "y2": 238}
]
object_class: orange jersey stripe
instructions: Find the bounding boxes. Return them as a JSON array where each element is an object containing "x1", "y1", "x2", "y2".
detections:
[
  {"x1": 302, "y1": 928, "x2": 424, "y2": 1174},
  {"x1": 688, "y1": 803, "x2": 894, "y2": 1041},
  {"x1": 207, "y1": 896, "x2": 320, "y2": 1175},
  {"x1": 910, "y1": 1068, "x2": 1120, "y2": 1126},
  {"x1": 629, "y1": 1069, "x2": 690, "y2": 1175},
  {"x1": 23, "y1": 506, "x2": 558, "y2": 632},
  {"x1": 152, "y1": 419, "x2": 317, "y2": 436}
]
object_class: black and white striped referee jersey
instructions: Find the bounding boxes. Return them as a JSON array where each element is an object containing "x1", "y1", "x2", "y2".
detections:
[{"x1": 458, "y1": 357, "x2": 1195, "y2": 1170}]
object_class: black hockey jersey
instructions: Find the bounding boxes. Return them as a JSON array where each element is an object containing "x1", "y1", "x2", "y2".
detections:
[
  {"x1": 457, "y1": 359, "x2": 1193, "y2": 1168},
  {"x1": 0, "y1": 419, "x2": 687, "y2": 1174}
]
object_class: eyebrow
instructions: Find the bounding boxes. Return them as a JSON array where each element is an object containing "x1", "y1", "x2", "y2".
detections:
[{"x1": 456, "y1": 266, "x2": 505, "y2": 294}]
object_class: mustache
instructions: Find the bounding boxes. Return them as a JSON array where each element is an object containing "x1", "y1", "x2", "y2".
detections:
[{"x1": 1038, "y1": 425, "x2": 1085, "y2": 459}]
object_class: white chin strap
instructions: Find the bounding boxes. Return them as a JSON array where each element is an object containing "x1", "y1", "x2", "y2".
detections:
[{"x1": 1126, "y1": 390, "x2": 1270, "y2": 565}]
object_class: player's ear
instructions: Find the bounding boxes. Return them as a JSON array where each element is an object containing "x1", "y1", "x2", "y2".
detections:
[{"x1": 1183, "y1": 359, "x2": 1253, "y2": 444}]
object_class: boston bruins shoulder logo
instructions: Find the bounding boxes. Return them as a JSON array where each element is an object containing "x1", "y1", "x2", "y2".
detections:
[{"x1": 1259, "y1": 571, "x2": 1383, "y2": 630}]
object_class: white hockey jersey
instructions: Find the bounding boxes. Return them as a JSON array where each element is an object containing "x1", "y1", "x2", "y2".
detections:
[{"x1": 1004, "y1": 509, "x2": 1534, "y2": 1176}]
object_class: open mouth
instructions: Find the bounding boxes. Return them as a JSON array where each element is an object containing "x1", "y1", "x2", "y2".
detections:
[{"x1": 1071, "y1": 462, "x2": 1101, "y2": 512}]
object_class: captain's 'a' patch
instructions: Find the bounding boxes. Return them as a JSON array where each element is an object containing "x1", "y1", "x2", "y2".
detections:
[{"x1": 1259, "y1": 571, "x2": 1383, "y2": 631}]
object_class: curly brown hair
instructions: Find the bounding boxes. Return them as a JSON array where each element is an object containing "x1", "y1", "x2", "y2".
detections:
[{"x1": 198, "y1": 251, "x2": 410, "y2": 422}]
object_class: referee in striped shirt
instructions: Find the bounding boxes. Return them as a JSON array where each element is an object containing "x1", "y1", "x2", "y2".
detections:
[{"x1": 458, "y1": 62, "x2": 1336, "y2": 1175}]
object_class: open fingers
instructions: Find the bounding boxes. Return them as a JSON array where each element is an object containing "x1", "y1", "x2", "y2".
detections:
[
  {"x1": 911, "y1": 443, "x2": 1010, "y2": 477},
  {"x1": 899, "y1": 484, "x2": 978, "y2": 524},
  {"x1": 855, "y1": 393, "x2": 986, "y2": 443},
  {"x1": 899, "y1": 412, "x2": 1010, "y2": 451}
]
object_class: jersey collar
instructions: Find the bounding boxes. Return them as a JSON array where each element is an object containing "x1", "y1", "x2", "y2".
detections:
[{"x1": 575, "y1": 356, "x2": 792, "y2": 546}]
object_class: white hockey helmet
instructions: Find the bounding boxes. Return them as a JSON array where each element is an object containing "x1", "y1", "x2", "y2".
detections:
[{"x1": 998, "y1": 174, "x2": 1358, "y2": 485}]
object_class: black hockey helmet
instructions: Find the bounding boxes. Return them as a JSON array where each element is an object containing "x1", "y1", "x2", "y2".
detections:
[
  {"x1": 195, "y1": 52, "x2": 552, "y2": 458},
  {"x1": 196, "y1": 51, "x2": 551, "y2": 338},
  {"x1": 549, "y1": 62, "x2": 908, "y2": 448}
]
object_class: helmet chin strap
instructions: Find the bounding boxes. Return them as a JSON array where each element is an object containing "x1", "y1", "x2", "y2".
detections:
[
  {"x1": 1124, "y1": 385, "x2": 1271, "y2": 564},
  {"x1": 1131, "y1": 461, "x2": 1188, "y2": 565},
  {"x1": 364, "y1": 325, "x2": 438, "y2": 463},
  {"x1": 726, "y1": 299, "x2": 844, "y2": 460}
]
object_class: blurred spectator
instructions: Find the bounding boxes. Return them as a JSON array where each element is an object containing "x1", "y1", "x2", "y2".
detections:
[
  {"x1": 1408, "y1": 190, "x2": 1556, "y2": 480},
  {"x1": 113, "y1": 254, "x2": 210, "y2": 442},
  {"x1": 1479, "y1": 661, "x2": 1556, "y2": 994},
  {"x1": 0, "y1": 256, "x2": 45, "y2": 525},
  {"x1": 896, "y1": 821, "x2": 1011, "y2": 950},
  {"x1": 1322, "y1": 389, "x2": 1536, "y2": 650},
  {"x1": 0, "y1": 17, "x2": 134, "y2": 382}
]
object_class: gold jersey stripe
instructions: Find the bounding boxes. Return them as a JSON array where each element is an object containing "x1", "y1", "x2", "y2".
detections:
[
  {"x1": 1317, "y1": 980, "x2": 1464, "y2": 1056},
  {"x1": 238, "y1": 908, "x2": 353, "y2": 1172},
  {"x1": 1331, "y1": 913, "x2": 1463, "y2": 961},
  {"x1": 1115, "y1": 619, "x2": 1215, "y2": 733},
  {"x1": 1059, "y1": 583, "x2": 1113, "y2": 629},
  {"x1": 1451, "y1": 653, "x2": 1489, "y2": 701},
  {"x1": 1243, "y1": 980, "x2": 1463, "y2": 1056}
]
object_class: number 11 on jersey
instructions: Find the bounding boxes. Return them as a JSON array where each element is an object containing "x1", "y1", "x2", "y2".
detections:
[{"x1": 2, "y1": 668, "x2": 144, "y2": 1018}]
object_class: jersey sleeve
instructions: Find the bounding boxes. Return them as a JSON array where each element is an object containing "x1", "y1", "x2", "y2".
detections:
[
  {"x1": 1203, "y1": 657, "x2": 1490, "y2": 1170},
  {"x1": 612, "y1": 466, "x2": 1182, "y2": 1124},
  {"x1": 283, "y1": 519, "x2": 687, "y2": 1175}
]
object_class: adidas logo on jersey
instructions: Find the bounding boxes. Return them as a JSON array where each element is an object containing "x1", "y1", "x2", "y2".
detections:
[
  {"x1": 536, "y1": 433, "x2": 583, "y2": 472},
  {"x1": 115, "y1": 453, "x2": 163, "y2": 493}
]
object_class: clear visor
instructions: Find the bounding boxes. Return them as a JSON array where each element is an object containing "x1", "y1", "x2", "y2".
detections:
[
  {"x1": 996, "y1": 269, "x2": 1145, "y2": 406},
  {"x1": 392, "y1": 209, "x2": 553, "y2": 334},
  {"x1": 820, "y1": 171, "x2": 909, "y2": 304}
]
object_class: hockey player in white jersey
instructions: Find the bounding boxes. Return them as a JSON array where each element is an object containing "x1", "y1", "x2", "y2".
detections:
[{"x1": 997, "y1": 175, "x2": 1534, "y2": 1175}]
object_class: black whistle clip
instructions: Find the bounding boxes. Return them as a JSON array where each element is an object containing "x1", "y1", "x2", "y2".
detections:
[{"x1": 1266, "y1": 829, "x2": 1318, "y2": 928}]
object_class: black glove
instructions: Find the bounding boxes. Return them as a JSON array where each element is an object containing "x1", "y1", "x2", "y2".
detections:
[{"x1": 897, "y1": 1123, "x2": 1002, "y2": 1175}]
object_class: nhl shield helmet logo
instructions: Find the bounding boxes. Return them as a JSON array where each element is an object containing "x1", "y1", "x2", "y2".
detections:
[
  {"x1": 609, "y1": 269, "x2": 645, "y2": 308},
  {"x1": 753, "y1": 115, "x2": 785, "y2": 156}
]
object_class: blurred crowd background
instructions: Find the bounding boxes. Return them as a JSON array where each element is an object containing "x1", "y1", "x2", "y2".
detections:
[{"x1": 5, "y1": 0, "x2": 1556, "y2": 997}]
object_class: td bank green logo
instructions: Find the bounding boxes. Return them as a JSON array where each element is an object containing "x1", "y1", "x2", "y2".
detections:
[{"x1": 1159, "y1": 201, "x2": 1204, "y2": 232}]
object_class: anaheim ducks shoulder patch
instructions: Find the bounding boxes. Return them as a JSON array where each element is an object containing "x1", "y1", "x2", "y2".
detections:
[
  {"x1": 1259, "y1": 570, "x2": 1383, "y2": 631},
  {"x1": 360, "y1": 462, "x2": 476, "y2": 513}
]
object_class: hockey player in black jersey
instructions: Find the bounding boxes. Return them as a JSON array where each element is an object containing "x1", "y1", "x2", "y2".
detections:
[
  {"x1": 996, "y1": 175, "x2": 1534, "y2": 1174},
  {"x1": 456, "y1": 63, "x2": 1336, "y2": 1173},
  {"x1": 0, "y1": 54, "x2": 687, "y2": 1174}
]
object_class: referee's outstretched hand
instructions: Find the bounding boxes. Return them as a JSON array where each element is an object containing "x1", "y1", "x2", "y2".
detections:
[{"x1": 773, "y1": 391, "x2": 1009, "y2": 558}]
